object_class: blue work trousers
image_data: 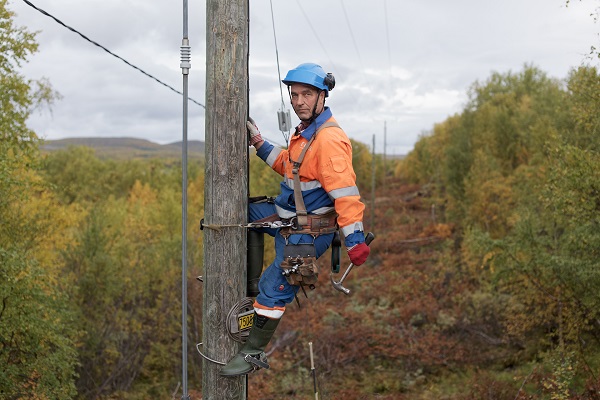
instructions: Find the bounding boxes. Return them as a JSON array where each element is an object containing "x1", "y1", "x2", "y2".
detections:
[{"x1": 249, "y1": 202, "x2": 334, "y2": 310}]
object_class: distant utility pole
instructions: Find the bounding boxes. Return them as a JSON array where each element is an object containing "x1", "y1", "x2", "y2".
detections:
[
  {"x1": 202, "y1": 1, "x2": 249, "y2": 399},
  {"x1": 383, "y1": 121, "x2": 387, "y2": 185},
  {"x1": 370, "y1": 134, "x2": 376, "y2": 231}
]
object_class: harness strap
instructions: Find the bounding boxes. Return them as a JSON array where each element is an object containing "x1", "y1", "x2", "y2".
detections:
[{"x1": 291, "y1": 121, "x2": 340, "y2": 227}]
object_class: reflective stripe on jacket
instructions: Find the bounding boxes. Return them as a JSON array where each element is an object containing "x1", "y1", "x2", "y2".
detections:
[{"x1": 256, "y1": 107, "x2": 365, "y2": 240}]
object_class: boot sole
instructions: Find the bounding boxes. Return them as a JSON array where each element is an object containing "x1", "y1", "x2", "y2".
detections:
[{"x1": 220, "y1": 367, "x2": 253, "y2": 377}]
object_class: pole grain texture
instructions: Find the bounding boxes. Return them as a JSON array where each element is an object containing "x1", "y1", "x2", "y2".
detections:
[{"x1": 202, "y1": 0, "x2": 249, "y2": 399}]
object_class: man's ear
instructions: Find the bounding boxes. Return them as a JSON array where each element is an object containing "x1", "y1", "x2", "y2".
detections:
[{"x1": 319, "y1": 90, "x2": 326, "y2": 104}]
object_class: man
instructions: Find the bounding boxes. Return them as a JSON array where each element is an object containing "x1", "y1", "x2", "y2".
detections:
[{"x1": 221, "y1": 62, "x2": 370, "y2": 376}]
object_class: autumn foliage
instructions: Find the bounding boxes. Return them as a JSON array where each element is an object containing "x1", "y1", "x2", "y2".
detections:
[{"x1": 3, "y1": 1, "x2": 600, "y2": 396}]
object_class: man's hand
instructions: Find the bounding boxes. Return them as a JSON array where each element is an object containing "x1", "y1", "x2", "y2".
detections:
[
  {"x1": 247, "y1": 117, "x2": 263, "y2": 147},
  {"x1": 347, "y1": 242, "x2": 370, "y2": 266}
]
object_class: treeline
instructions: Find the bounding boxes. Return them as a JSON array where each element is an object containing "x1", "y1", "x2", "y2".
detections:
[
  {"x1": 1, "y1": 3, "x2": 389, "y2": 397},
  {"x1": 397, "y1": 64, "x2": 600, "y2": 397},
  {"x1": 2, "y1": 133, "x2": 383, "y2": 399},
  {"x1": 5, "y1": 0, "x2": 600, "y2": 396},
  {"x1": 0, "y1": 2, "x2": 201, "y2": 396}
]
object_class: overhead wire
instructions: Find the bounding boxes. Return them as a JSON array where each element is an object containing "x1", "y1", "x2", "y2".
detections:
[
  {"x1": 20, "y1": 0, "x2": 205, "y2": 109},
  {"x1": 384, "y1": 0, "x2": 393, "y2": 84},
  {"x1": 270, "y1": 0, "x2": 286, "y2": 111},
  {"x1": 269, "y1": 0, "x2": 291, "y2": 146},
  {"x1": 383, "y1": 0, "x2": 395, "y2": 156},
  {"x1": 294, "y1": 0, "x2": 339, "y2": 77},
  {"x1": 21, "y1": 0, "x2": 290, "y2": 148},
  {"x1": 340, "y1": 0, "x2": 366, "y2": 80}
]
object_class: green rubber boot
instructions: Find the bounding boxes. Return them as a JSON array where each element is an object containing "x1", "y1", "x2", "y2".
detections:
[
  {"x1": 246, "y1": 230, "x2": 264, "y2": 297},
  {"x1": 220, "y1": 314, "x2": 280, "y2": 376}
]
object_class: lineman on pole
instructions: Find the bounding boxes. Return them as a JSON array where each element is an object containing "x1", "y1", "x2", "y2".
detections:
[{"x1": 221, "y1": 62, "x2": 370, "y2": 376}]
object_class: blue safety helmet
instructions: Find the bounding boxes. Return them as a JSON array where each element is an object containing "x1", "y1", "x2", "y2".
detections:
[{"x1": 282, "y1": 63, "x2": 335, "y2": 97}]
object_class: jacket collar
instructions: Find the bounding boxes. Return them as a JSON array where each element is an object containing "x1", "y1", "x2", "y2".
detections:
[{"x1": 297, "y1": 107, "x2": 333, "y2": 140}]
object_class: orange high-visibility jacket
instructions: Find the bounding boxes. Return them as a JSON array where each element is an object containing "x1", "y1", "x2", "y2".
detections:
[{"x1": 256, "y1": 107, "x2": 365, "y2": 242}]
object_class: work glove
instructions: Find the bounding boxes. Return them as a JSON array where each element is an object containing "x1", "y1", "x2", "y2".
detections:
[
  {"x1": 247, "y1": 117, "x2": 263, "y2": 146},
  {"x1": 347, "y1": 242, "x2": 370, "y2": 266}
]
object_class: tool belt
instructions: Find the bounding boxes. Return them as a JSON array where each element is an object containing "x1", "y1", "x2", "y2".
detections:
[
  {"x1": 279, "y1": 211, "x2": 338, "y2": 288},
  {"x1": 280, "y1": 210, "x2": 338, "y2": 238},
  {"x1": 281, "y1": 243, "x2": 319, "y2": 288}
]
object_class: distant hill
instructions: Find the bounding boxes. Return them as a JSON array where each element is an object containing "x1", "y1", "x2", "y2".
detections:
[
  {"x1": 40, "y1": 137, "x2": 404, "y2": 161},
  {"x1": 41, "y1": 137, "x2": 205, "y2": 160}
]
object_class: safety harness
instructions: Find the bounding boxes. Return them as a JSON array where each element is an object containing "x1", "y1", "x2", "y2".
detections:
[
  {"x1": 201, "y1": 122, "x2": 342, "y2": 291},
  {"x1": 279, "y1": 121, "x2": 340, "y2": 289}
]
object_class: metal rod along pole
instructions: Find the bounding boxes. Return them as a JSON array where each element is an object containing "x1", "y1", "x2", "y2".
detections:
[
  {"x1": 246, "y1": 1, "x2": 250, "y2": 398},
  {"x1": 180, "y1": 0, "x2": 191, "y2": 398}
]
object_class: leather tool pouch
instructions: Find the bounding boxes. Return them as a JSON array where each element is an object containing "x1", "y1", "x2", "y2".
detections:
[{"x1": 281, "y1": 243, "x2": 318, "y2": 287}]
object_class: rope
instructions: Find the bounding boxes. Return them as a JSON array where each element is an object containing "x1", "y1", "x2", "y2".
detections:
[
  {"x1": 200, "y1": 220, "x2": 295, "y2": 231},
  {"x1": 201, "y1": 223, "x2": 245, "y2": 231}
]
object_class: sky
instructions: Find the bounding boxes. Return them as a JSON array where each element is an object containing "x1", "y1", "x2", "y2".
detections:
[{"x1": 9, "y1": 0, "x2": 599, "y2": 155}]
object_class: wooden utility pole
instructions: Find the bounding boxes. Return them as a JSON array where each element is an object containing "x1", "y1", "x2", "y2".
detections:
[{"x1": 202, "y1": 1, "x2": 249, "y2": 399}]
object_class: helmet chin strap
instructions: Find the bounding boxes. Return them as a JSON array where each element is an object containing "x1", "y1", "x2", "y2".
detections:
[{"x1": 299, "y1": 90, "x2": 325, "y2": 125}]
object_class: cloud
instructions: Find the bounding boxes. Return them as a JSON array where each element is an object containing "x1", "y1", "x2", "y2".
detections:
[{"x1": 10, "y1": 0, "x2": 599, "y2": 154}]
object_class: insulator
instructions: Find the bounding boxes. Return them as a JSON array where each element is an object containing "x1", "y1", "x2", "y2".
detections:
[{"x1": 180, "y1": 41, "x2": 191, "y2": 70}]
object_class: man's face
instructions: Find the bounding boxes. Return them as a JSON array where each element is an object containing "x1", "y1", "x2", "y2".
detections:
[{"x1": 289, "y1": 83, "x2": 324, "y2": 122}]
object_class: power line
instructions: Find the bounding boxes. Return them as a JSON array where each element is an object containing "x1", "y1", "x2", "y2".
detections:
[
  {"x1": 20, "y1": 0, "x2": 205, "y2": 109},
  {"x1": 294, "y1": 0, "x2": 338, "y2": 76},
  {"x1": 269, "y1": 0, "x2": 292, "y2": 146},
  {"x1": 270, "y1": 0, "x2": 286, "y2": 110},
  {"x1": 383, "y1": 0, "x2": 393, "y2": 81},
  {"x1": 339, "y1": 0, "x2": 365, "y2": 79}
]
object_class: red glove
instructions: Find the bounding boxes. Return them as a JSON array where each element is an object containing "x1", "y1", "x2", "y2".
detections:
[{"x1": 348, "y1": 242, "x2": 370, "y2": 266}]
